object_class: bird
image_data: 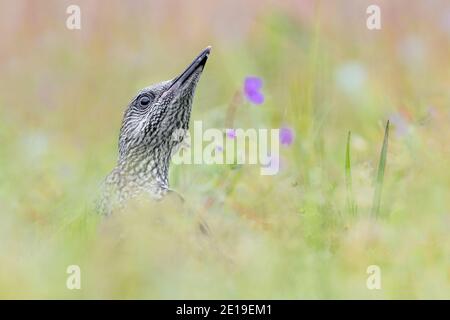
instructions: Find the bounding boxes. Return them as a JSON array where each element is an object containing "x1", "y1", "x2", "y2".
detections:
[{"x1": 98, "y1": 46, "x2": 211, "y2": 216}]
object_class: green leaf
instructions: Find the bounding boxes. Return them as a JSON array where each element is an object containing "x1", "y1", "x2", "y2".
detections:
[{"x1": 371, "y1": 121, "x2": 390, "y2": 217}]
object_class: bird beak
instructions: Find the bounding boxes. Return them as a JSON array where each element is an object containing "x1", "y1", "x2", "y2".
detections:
[{"x1": 168, "y1": 46, "x2": 211, "y2": 90}]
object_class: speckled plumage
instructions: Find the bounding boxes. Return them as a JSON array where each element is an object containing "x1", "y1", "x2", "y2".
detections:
[{"x1": 98, "y1": 47, "x2": 211, "y2": 215}]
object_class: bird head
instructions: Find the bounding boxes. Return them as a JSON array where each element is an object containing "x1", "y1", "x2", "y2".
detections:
[{"x1": 118, "y1": 46, "x2": 211, "y2": 163}]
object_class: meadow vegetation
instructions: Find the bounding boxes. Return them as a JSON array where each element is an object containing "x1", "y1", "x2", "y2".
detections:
[{"x1": 1, "y1": 0, "x2": 450, "y2": 298}]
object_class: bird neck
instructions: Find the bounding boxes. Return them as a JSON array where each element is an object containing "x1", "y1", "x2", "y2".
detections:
[{"x1": 117, "y1": 145, "x2": 170, "y2": 189}]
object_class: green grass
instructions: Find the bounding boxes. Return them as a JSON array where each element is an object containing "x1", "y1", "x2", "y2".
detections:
[
  {"x1": 1, "y1": 1, "x2": 450, "y2": 299},
  {"x1": 371, "y1": 121, "x2": 390, "y2": 218}
]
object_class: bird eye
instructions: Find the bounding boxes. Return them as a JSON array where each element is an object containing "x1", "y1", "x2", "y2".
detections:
[{"x1": 139, "y1": 95, "x2": 151, "y2": 107}]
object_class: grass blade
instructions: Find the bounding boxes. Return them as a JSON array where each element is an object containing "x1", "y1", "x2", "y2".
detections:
[
  {"x1": 345, "y1": 131, "x2": 356, "y2": 215},
  {"x1": 371, "y1": 120, "x2": 390, "y2": 217}
]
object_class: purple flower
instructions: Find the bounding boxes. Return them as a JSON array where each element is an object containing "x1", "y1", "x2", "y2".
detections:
[
  {"x1": 280, "y1": 127, "x2": 294, "y2": 146},
  {"x1": 389, "y1": 112, "x2": 409, "y2": 137},
  {"x1": 226, "y1": 129, "x2": 236, "y2": 139},
  {"x1": 244, "y1": 76, "x2": 264, "y2": 104},
  {"x1": 427, "y1": 106, "x2": 437, "y2": 119}
]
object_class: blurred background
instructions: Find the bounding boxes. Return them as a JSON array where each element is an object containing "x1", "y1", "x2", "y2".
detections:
[{"x1": 1, "y1": 0, "x2": 450, "y2": 299}]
